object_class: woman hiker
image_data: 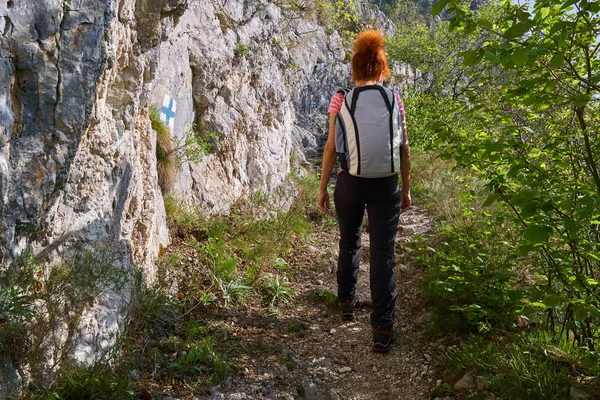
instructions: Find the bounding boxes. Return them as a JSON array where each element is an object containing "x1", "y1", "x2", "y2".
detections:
[{"x1": 317, "y1": 28, "x2": 411, "y2": 353}]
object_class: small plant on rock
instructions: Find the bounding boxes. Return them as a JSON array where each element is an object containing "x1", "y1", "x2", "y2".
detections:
[
  {"x1": 149, "y1": 106, "x2": 215, "y2": 194},
  {"x1": 234, "y1": 42, "x2": 250, "y2": 57},
  {"x1": 150, "y1": 105, "x2": 179, "y2": 193}
]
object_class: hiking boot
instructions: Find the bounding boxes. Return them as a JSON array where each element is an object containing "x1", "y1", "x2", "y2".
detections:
[
  {"x1": 372, "y1": 326, "x2": 394, "y2": 353},
  {"x1": 339, "y1": 301, "x2": 355, "y2": 321}
]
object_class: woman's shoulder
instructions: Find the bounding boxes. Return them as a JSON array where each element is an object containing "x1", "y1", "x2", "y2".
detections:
[{"x1": 328, "y1": 91, "x2": 345, "y2": 114}]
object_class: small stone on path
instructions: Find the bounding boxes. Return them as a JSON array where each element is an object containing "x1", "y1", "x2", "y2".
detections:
[
  {"x1": 454, "y1": 370, "x2": 477, "y2": 390},
  {"x1": 475, "y1": 375, "x2": 489, "y2": 390},
  {"x1": 415, "y1": 312, "x2": 434, "y2": 327},
  {"x1": 570, "y1": 386, "x2": 591, "y2": 399}
]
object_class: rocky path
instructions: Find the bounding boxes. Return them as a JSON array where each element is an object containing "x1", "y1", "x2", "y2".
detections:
[{"x1": 198, "y1": 206, "x2": 438, "y2": 400}]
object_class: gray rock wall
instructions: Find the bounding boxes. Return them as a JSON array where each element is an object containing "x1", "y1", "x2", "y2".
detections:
[
  {"x1": 0, "y1": 0, "x2": 176, "y2": 383},
  {"x1": 0, "y1": 0, "x2": 178, "y2": 269},
  {"x1": 148, "y1": 0, "x2": 351, "y2": 213}
]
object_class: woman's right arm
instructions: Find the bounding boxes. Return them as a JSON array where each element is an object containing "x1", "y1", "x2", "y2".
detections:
[
  {"x1": 400, "y1": 112, "x2": 411, "y2": 213},
  {"x1": 318, "y1": 113, "x2": 338, "y2": 213}
]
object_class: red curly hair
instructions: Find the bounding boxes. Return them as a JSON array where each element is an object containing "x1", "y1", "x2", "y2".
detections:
[{"x1": 351, "y1": 29, "x2": 390, "y2": 82}]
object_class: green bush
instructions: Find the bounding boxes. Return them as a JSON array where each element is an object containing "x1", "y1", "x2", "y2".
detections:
[
  {"x1": 430, "y1": 0, "x2": 600, "y2": 354},
  {"x1": 1, "y1": 251, "x2": 131, "y2": 398}
]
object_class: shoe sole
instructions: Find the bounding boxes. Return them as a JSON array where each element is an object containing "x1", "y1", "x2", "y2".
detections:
[
  {"x1": 373, "y1": 337, "x2": 394, "y2": 353},
  {"x1": 341, "y1": 313, "x2": 355, "y2": 322}
]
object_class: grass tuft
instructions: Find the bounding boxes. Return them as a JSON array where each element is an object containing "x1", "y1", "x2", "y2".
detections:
[{"x1": 150, "y1": 105, "x2": 179, "y2": 193}]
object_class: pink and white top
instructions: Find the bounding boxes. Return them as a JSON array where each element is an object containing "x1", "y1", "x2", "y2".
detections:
[{"x1": 328, "y1": 91, "x2": 406, "y2": 115}]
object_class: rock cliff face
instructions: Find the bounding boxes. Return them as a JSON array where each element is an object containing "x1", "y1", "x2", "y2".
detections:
[
  {"x1": 0, "y1": 0, "x2": 394, "y2": 381},
  {"x1": 0, "y1": 0, "x2": 174, "y2": 271},
  {"x1": 150, "y1": 1, "x2": 355, "y2": 213}
]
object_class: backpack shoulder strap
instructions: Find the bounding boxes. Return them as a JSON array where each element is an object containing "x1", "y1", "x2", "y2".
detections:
[
  {"x1": 373, "y1": 86, "x2": 394, "y2": 113},
  {"x1": 336, "y1": 88, "x2": 352, "y2": 113}
]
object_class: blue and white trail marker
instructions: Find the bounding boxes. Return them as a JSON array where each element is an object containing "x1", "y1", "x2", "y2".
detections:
[{"x1": 160, "y1": 94, "x2": 177, "y2": 129}]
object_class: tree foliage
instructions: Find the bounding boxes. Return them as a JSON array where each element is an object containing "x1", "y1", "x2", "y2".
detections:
[{"x1": 426, "y1": 0, "x2": 600, "y2": 355}]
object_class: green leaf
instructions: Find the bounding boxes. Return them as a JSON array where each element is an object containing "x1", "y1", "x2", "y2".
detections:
[
  {"x1": 540, "y1": 7, "x2": 550, "y2": 18},
  {"x1": 586, "y1": 252, "x2": 600, "y2": 262},
  {"x1": 574, "y1": 305, "x2": 589, "y2": 321},
  {"x1": 550, "y1": 21, "x2": 567, "y2": 34},
  {"x1": 431, "y1": 0, "x2": 449, "y2": 15},
  {"x1": 561, "y1": 0, "x2": 578, "y2": 9},
  {"x1": 517, "y1": 243, "x2": 533, "y2": 255},
  {"x1": 542, "y1": 295, "x2": 561, "y2": 308},
  {"x1": 528, "y1": 148, "x2": 542, "y2": 158},
  {"x1": 483, "y1": 193, "x2": 499, "y2": 207},
  {"x1": 521, "y1": 203, "x2": 538, "y2": 219},
  {"x1": 462, "y1": 49, "x2": 483, "y2": 67},
  {"x1": 504, "y1": 22, "x2": 531, "y2": 38},
  {"x1": 559, "y1": 198, "x2": 573, "y2": 211},
  {"x1": 512, "y1": 50, "x2": 529, "y2": 66},
  {"x1": 549, "y1": 53, "x2": 565, "y2": 68},
  {"x1": 478, "y1": 18, "x2": 493, "y2": 29},
  {"x1": 483, "y1": 49, "x2": 499, "y2": 63},
  {"x1": 507, "y1": 165, "x2": 522, "y2": 177},
  {"x1": 582, "y1": 1, "x2": 600, "y2": 12},
  {"x1": 574, "y1": 94, "x2": 592, "y2": 106},
  {"x1": 403, "y1": 241, "x2": 417, "y2": 250},
  {"x1": 464, "y1": 23, "x2": 477, "y2": 34},
  {"x1": 544, "y1": 81, "x2": 557, "y2": 92},
  {"x1": 523, "y1": 225, "x2": 549, "y2": 244}
]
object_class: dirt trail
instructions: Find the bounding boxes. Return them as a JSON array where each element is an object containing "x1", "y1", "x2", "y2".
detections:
[{"x1": 198, "y1": 206, "x2": 437, "y2": 400}]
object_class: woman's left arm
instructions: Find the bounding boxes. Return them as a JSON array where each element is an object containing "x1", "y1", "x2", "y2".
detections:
[{"x1": 318, "y1": 113, "x2": 338, "y2": 213}]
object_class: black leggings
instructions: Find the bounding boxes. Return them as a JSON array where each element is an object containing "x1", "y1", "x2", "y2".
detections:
[{"x1": 334, "y1": 171, "x2": 401, "y2": 329}]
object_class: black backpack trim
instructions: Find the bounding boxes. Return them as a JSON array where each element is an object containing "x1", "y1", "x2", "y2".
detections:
[
  {"x1": 335, "y1": 113, "x2": 349, "y2": 171},
  {"x1": 369, "y1": 86, "x2": 396, "y2": 174}
]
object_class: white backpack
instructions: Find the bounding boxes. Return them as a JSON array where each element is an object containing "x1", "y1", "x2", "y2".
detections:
[{"x1": 334, "y1": 85, "x2": 403, "y2": 178}]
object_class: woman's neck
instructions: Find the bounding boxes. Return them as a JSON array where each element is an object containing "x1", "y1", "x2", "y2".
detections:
[{"x1": 355, "y1": 79, "x2": 378, "y2": 87}]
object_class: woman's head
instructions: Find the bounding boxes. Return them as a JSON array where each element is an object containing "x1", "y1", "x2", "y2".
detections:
[{"x1": 351, "y1": 29, "x2": 390, "y2": 83}]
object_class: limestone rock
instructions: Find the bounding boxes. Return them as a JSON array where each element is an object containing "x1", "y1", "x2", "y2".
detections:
[
  {"x1": 303, "y1": 380, "x2": 328, "y2": 400},
  {"x1": 570, "y1": 386, "x2": 591, "y2": 399},
  {"x1": 415, "y1": 312, "x2": 434, "y2": 327},
  {"x1": 476, "y1": 375, "x2": 489, "y2": 390},
  {"x1": 453, "y1": 370, "x2": 477, "y2": 390}
]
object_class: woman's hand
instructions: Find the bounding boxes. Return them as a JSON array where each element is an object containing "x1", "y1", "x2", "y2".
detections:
[
  {"x1": 401, "y1": 189, "x2": 411, "y2": 214},
  {"x1": 318, "y1": 190, "x2": 330, "y2": 213}
]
